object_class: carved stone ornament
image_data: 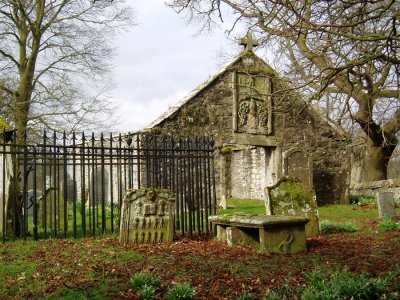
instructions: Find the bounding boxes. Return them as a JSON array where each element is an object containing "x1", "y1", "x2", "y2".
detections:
[
  {"x1": 119, "y1": 188, "x2": 175, "y2": 244},
  {"x1": 233, "y1": 72, "x2": 272, "y2": 135}
]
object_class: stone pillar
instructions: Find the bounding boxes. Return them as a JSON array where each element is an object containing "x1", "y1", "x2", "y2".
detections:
[
  {"x1": 216, "y1": 153, "x2": 227, "y2": 209},
  {"x1": 0, "y1": 152, "x2": 4, "y2": 236},
  {"x1": 0, "y1": 146, "x2": 13, "y2": 237}
]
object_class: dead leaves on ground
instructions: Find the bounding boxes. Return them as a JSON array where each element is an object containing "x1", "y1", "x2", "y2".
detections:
[{"x1": 1, "y1": 232, "x2": 399, "y2": 299}]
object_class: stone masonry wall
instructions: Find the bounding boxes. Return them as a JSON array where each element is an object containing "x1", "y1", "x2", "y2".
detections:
[
  {"x1": 230, "y1": 146, "x2": 266, "y2": 199},
  {"x1": 148, "y1": 53, "x2": 350, "y2": 204},
  {"x1": 350, "y1": 179, "x2": 400, "y2": 199}
]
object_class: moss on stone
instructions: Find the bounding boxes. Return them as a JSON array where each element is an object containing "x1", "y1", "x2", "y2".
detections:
[
  {"x1": 220, "y1": 145, "x2": 239, "y2": 153},
  {"x1": 272, "y1": 178, "x2": 315, "y2": 208},
  {"x1": 0, "y1": 118, "x2": 11, "y2": 143},
  {"x1": 269, "y1": 176, "x2": 319, "y2": 237},
  {"x1": 0, "y1": 118, "x2": 9, "y2": 132}
]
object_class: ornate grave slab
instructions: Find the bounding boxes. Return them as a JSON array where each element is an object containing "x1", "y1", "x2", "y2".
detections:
[
  {"x1": 209, "y1": 214, "x2": 309, "y2": 254},
  {"x1": 119, "y1": 188, "x2": 175, "y2": 244},
  {"x1": 265, "y1": 176, "x2": 320, "y2": 237}
]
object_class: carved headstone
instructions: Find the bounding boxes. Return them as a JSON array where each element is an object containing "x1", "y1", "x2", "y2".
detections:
[
  {"x1": 377, "y1": 192, "x2": 396, "y2": 218},
  {"x1": 119, "y1": 188, "x2": 175, "y2": 244},
  {"x1": 234, "y1": 73, "x2": 272, "y2": 135},
  {"x1": 265, "y1": 176, "x2": 319, "y2": 237}
]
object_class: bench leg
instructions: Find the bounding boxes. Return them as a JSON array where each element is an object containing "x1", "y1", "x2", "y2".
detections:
[
  {"x1": 216, "y1": 225, "x2": 227, "y2": 242},
  {"x1": 259, "y1": 226, "x2": 307, "y2": 254},
  {"x1": 226, "y1": 227, "x2": 259, "y2": 247}
]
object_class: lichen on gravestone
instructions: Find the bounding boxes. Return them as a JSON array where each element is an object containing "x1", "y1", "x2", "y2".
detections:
[
  {"x1": 119, "y1": 188, "x2": 175, "y2": 244},
  {"x1": 265, "y1": 176, "x2": 320, "y2": 237}
]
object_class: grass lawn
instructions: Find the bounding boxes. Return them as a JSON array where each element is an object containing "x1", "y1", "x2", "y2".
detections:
[{"x1": 1, "y1": 199, "x2": 399, "y2": 299}]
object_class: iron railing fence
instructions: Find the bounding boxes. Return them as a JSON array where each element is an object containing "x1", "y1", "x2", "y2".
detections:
[{"x1": 0, "y1": 131, "x2": 216, "y2": 242}]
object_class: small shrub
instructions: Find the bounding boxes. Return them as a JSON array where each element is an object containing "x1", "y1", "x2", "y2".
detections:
[
  {"x1": 320, "y1": 220, "x2": 357, "y2": 233},
  {"x1": 350, "y1": 196, "x2": 377, "y2": 207},
  {"x1": 166, "y1": 282, "x2": 196, "y2": 300},
  {"x1": 264, "y1": 291, "x2": 282, "y2": 300},
  {"x1": 235, "y1": 291, "x2": 255, "y2": 300},
  {"x1": 302, "y1": 270, "x2": 389, "y2": 299},
  {"x1": 138, "y1": 285, "x2": 156, "y2": 300},
  {"x1": 265, "y1": 282, "x2": 299, "y2": 299},
  {"x1": 378, "y1": 217, "x2": 400, "y2": 232},
  {"x1": 130, "y1": 272, "x2": 161, "y2": 291}
]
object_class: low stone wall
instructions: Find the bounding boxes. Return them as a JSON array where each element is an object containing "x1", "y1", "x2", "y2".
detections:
[{"x1": 350, "y1": 179, "x2": 400, "y2": 199}]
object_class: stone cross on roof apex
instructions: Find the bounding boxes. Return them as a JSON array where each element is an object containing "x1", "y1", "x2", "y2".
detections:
[{"x1": 239, "y1": 32, "x2": 259, "y2": 52}]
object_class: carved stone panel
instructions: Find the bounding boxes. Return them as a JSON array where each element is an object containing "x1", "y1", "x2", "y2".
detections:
[
  {"x1": 119, "y1": 188, "x2": 175, "y2": 244},
  {"x1": 233, "y1": 72, "x2": 272, "y2": 135}
]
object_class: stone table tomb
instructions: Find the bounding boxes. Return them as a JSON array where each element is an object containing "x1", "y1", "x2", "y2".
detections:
[{"x1": 209, "y1": 214, "x2": 309, "y2": 254}]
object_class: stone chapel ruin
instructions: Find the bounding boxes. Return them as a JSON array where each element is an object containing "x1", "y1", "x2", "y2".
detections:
[{"x1": 143, "y1": 33, "x2": 350, "y2": 206}]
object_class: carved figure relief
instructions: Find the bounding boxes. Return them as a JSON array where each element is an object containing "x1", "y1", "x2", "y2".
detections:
[
  {"x1": 234, "y1": 73, "x2": 272, "y2": 135},
  {"x1": 275, "y1": 230, "x2": 294, "y2": 253},
  {"x1": 119, "y1": 188, "x2": 175, "y2": 244}
]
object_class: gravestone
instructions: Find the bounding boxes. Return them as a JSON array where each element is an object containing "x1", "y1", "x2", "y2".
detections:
[
  {"x1": 89, "y1": 167, "x2": 109, "y2": 205},
  {"x1": 284, "y1": 150, "x2": 312, "y2": 188},
  {"x1": 265, "y1": 176, "x2": 319, "y2": 237},
  {"x1": 38, "y1": 188, "x2": 67, "y2": 229},
  {"x1": 119, "y1": 188, "x2": 175, "y2": 244},
  {"x1": 62, "y1": 175, "x2": 77, "y2": 202},
  {"x1": 377, "y1": 192, "x2": 396, "y2": 218}
]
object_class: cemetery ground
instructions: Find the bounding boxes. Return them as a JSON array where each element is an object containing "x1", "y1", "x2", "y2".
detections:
[{"x1": 1, "y1": 200, "x2": 400, "y2": 300}]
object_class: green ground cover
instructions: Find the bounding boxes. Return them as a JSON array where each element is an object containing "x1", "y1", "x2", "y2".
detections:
[{"x1": 1, "y1": 200, "x2": 399, "y2": 299}]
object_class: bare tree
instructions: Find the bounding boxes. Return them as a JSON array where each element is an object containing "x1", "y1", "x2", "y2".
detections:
[
  {"x1": 0, "y1": 0, "x2": 134, "y2": 236},
  {"x1": 168, "y1": 0, "x2": 400, "y2": 181},
  {"x1": 0, "y1": 0, "x2": 134, "y2": 142}
]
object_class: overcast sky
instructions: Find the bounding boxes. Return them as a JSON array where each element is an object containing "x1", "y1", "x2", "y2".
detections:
[{"x1": 109, "y1": 1, "x2": 243, "y2": 133}]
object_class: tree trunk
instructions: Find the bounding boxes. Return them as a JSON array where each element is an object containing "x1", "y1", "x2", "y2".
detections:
[
  {"x1": 352, "y1": 142, "x2": 395, "y2": 183},
  {"x1": 5, "y1": 178, "x2": 24, "y2": 237}
]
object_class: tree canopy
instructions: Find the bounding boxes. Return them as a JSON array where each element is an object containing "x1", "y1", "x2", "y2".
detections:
[
  {"x1": 168, "y1": 0, "x2": 400, "y2": 180},
  {"x1": 0, "y1": 0, "x2": 134, "y2": 139}
]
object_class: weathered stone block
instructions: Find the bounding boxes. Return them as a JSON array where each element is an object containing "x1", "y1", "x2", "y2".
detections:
[
  {"x1": 265, "y1": 176, "x2": 320, "y2": 237},
  {"x1": 216, "y1": 225, "x2": 227, "y2": 242},
  {"x1": 119, "y1": 188, "x2": 175, "y2": 244},
  {"x1": 377, "y1": 192, "x2": 396, "y2": 218},
  {"x1": 226, "y1": 226, "x2": 259, "y2": 247},
  {"x1": 259, "y1": 225, "x2": 306, "y2": 254}
]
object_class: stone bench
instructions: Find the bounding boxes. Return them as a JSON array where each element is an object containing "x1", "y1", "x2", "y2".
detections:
[{"x1": 209, "y1": 214, "x2": 309, "y2": 254}]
